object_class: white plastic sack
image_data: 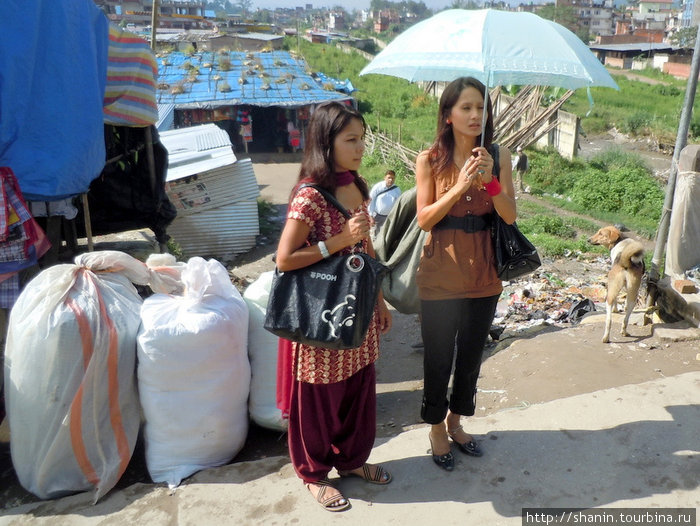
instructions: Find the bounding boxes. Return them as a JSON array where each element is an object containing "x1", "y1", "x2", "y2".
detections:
[
  {"x1": 137, "y1": 257, "x2": 251, "y2": 488},
  {"x1": 666, "y1": 171, "x2": 700, "y2": 278},
  {"x1": 4, "y1": 252, "x2": 144, "y2": 501},
  {"x1": 242, "y1": 271, "x2": 287, "y2": 432}
]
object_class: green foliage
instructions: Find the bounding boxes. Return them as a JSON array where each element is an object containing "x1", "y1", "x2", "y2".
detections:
[
  {"x1": 527, "y1": 147, "x2": 587, "y2": 195},
  {"x1": 166, "y1": 239, "x2": 184, "y2": 261},
  {"x1": 569, "y1": 165, "x2": 663, "y2": 221},
  {"x1": 257, "y1": 198, "x2": 279, "y2": 237},
  {"x1": 523, "y1": 147, "x2": 663, "y2": 236},
  {"x1": 524, "y1": 232, "x2": 594, "y2": 257},
  {"x1": 620, "y1": 111, "x2": 650, "y2": 135},
  {"x1": 289, "y1": 37, "x2": 437, "y2": 150},
  {"x1": 564, "y1": 73, "x2": 691, "y2": 140},
  {"x1": 669, "y1": 26, "x2": 697, "y2": 48},
  {"x1": 519, "y1": 215, "x2": 577, "y2": 238}
]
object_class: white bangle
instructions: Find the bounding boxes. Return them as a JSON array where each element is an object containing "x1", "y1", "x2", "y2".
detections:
[{"x1": 318, "y1": 240, "x2": 330, "y2": 259}]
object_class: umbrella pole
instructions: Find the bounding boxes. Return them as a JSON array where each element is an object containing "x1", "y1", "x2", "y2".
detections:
[{"x1": 481, "y1": 81, "x2": 490, "y2": 148}]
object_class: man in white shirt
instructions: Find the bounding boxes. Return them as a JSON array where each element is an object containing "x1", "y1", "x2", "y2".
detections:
[{"x1": 368, "y1": 170, "x2": 401, "y2": 238}]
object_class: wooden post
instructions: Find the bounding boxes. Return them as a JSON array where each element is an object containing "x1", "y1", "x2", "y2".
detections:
[
  {"x1": 81, "y1": 194, "x2": 94, "y2": 252},
  {"x1": 150, "y1": 0, "x2": 159, "y2": 51}
]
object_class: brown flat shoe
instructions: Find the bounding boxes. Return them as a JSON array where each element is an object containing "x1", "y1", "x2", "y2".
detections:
[
  {"x1": 338, "y1": 463, "x2": 392, "y2": 485},
  {"x1": 306, "y1": 478, "x2": 350, "y2": 512}
]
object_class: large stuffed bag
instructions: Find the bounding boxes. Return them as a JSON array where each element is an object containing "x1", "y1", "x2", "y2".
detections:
[
  {"x1": 137, "y1": 257, "x2": 251, "y2": 488},
  {"x1": 3, "y1": 251, "x2": 168, "y2": 502},
  {"x1": 242, "y1": 271, "x2": 287, "y2": 432}
]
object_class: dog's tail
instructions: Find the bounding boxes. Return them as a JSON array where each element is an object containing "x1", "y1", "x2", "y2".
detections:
[{"x1": 616, "y1": 240, "x2": 645, "y2": 271}]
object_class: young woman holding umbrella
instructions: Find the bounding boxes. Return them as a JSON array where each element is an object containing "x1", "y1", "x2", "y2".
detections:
[{"x1": 415, "y1": 77, "x2": 516, "y2": 471}]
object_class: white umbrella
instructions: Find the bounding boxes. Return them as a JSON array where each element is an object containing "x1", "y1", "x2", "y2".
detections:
[{"x1": 360, "y1": 8, "x2": 618, "y2": 91}]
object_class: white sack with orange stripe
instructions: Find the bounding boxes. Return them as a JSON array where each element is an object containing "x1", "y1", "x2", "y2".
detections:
[
  {"x1": 4, "y1": 251, "x2": 173, "y2": 502},
  {"x1": 137, "y1": 256, "x2": 251, "y2": 488}
]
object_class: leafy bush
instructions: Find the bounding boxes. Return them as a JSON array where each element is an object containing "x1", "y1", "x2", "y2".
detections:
[
  {"x1": 654, "y1": 84, "x2": 681, "y2": 97},
  {"x1": 620, "y1": 111, "x2": 650, "y2": 135},
  {"x1": 519, "y1": 215, "x2": 576, "y2": 238},
  {"x1": 527, "y1": 147, "x2": 587, "y2": 195},
  {"x1": 569, "y1": 165, "x2": 663, "y2": 221}
]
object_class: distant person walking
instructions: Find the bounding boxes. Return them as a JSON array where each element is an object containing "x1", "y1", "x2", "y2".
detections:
[
  {"x1": 368, "y1": 169, "x2": 401, "y2": 237},
  {"x1": 274, "y1": 101, "x2": 392, "y2": 512},
  {"x1": 514, "y1": 146, "x2": 528, "y2": 192}
]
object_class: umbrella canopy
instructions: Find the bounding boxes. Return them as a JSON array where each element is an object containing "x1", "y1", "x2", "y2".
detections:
[{"x1": 359, "y1": 9, "x2": 619, "y2": 91}]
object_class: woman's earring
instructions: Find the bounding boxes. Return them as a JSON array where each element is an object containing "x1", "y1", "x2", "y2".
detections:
[{"x1": 446, "y1": 119, "x2": 451, "y2": 125}]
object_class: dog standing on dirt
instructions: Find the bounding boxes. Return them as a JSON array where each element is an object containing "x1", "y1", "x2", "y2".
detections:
[{"x1": 588, "y1": 226, "x2": 646, "y2": 343}]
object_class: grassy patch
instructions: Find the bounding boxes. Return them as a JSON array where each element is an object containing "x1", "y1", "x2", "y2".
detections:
[
  {"x1": 563, "y1": 71, "x2": 698, "y2": 141},
  {"x1": 257, "y1": 198, "x2": 279, "y2": 237}
]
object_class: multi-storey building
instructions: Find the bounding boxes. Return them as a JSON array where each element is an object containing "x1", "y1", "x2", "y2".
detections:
[
  {"x1": 556, "y1": 0, "x2": 616, "y2": 38},
  {"x1": 93, "y1": 0, "x2": 211, "y2": 29}
]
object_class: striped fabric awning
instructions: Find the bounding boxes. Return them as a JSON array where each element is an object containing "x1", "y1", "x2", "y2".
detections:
[{"x1": 103, "y1": 25, "x2": 158, "y2": 127}]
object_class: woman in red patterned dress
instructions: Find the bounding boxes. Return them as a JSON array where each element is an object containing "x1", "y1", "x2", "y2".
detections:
[{"x1": 275, "y1": 101, "x2": 393, "y2": 512}]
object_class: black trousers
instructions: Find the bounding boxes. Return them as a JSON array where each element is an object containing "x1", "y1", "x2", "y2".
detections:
[{"x1": 420, "y1": 295, "x2": 499, "y2": 424}]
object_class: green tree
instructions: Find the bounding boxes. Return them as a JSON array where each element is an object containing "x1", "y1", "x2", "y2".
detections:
[
  {"x1": 449, "y1": 0, "x2": 480, "y2": 8},
  {"x1": 538, "y1": 5, "x2": 579, "y2": 36},
  {"x1": 236, "y1": 0, "x2": 252, "y2": 17},
  {"x1": 670, "y1": 26, "x2": 697, "y2": 48}
]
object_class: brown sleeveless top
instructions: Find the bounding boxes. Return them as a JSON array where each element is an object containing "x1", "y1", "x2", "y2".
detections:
[{"x1": 416, "y1": 160, "x2": 503, "y2": 301}]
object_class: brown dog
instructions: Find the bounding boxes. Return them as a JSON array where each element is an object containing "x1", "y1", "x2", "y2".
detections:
[{"x1": 588, "y1": 226, "x2": 646, "y2": 343}]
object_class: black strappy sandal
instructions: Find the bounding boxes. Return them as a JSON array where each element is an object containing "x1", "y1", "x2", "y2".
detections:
[
  {"x1": 429, "y1": 432, "x2": 454, "y2": 471},
  {"x1": 448, "y1": 425, "x2": 483, "y2": 457}
]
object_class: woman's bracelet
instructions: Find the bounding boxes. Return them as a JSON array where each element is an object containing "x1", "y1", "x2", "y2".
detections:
[
  {"x1": 318, "y1": 240, "x2": 330, "y2": 259},
  {"x1": 484, "y1": 177, "x2": 502, "y2": 196}
]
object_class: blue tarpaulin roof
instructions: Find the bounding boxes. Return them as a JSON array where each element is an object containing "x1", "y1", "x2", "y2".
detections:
[{"x1": 156, "y1": 50, "x2": 353, "y2": 109}]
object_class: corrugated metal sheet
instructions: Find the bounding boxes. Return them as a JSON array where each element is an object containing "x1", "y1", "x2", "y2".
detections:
[
  {"x1": 589, "y1": 43, "x2": 673, "y2": 52},
  {"x1": 156, "y1": 103, "x2": 175, "y2": 131},
  {"x1": 161, "y1": 124, "x2": 261, "y2": 260},
  {"x1": 165, "y1": 157, "x2": 260, "y2": 216},
  {"x1": 160, "y1": 123, "x2": 237, "y2": 180},
  {"x1": 167, "y1": 200, "x2": 260, "y2": 260}
]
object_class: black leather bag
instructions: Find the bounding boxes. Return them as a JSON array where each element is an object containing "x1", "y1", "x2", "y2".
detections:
[
  {"x1": 264, "y1": 185, "x2": 388, "y2": 350},
  {"x1": 492, "y1": 215, "x2": 541, "y2": 280}
]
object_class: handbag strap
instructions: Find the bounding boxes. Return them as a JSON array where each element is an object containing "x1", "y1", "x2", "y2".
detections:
[{"x1": 298, "y1": 183, "x2": 352, "y2": 219}]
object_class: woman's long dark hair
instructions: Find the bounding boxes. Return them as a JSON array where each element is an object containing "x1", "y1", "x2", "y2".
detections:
[
  {"x1": 294, "y1": 101, "x2": 369, "y2": 200},
  {"x1": 429, "y1": 77, "x2": 494, "y2": 177}
]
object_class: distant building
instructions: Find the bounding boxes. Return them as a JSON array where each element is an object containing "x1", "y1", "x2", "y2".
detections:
[
  {"x1": 372, "y1": 9, "x2": 399, "y2": 33},
  {"x1": 556, "y1": 0, "x2": 615, "y2": 37},
  {"x1": 93, "y1": 0, "x2": 214, "y2": 29},
  {"x1": 329, "y1": 11, "x2": 345, "y2": 31},
  {"x1": 681, "y1": 0, "x2": 700, "y2": 27}
]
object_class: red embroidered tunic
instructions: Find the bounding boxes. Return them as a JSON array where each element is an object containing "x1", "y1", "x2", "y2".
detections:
[{"x1": 287, "y1": 185, "x2": 380, "y2": 384}]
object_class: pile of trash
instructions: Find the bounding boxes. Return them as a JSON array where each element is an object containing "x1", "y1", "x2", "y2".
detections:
[{"x1": 492, "y1": 254, "x2": 611, "y2": 338}]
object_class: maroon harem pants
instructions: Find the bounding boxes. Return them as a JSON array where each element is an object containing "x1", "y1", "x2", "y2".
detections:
[{"x1": 287, "y1": 363, "x2": 377, "y2": 483}]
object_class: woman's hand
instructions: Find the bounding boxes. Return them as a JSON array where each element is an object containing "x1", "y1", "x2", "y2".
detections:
[
  {"x1": 455, "y1": 155, "x2": 482, "y2": 193},
  {"x1": 471, "y1": 146, "x2": 495, "y2": 185},
  {"x1": 377, "y1": 299, "x2": 392, "y2": 334},
  {"x1": 342, "y1": 213, "x2": 370, "y2": 246}
]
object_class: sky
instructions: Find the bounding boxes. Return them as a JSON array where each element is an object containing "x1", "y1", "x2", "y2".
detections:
[{"x1": 251, "y1": 1, "x2": 457, "y2": 10}]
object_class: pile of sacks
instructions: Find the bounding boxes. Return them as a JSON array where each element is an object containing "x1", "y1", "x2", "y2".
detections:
[{"x1": 3, "y1": 251, "x2": 255, "y2": 502}]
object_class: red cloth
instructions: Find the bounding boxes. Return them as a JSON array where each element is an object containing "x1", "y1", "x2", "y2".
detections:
[
  {"x1": 276, "y1": 337, "x2": 294, "y2": 419},
  {"x1": 287, "y1": 364, "x2": 376, "y2": 483}
]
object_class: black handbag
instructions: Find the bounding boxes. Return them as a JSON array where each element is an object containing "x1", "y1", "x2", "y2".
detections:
[
  {"x1": 492, "y1": 214, "x2": 541, "y2": 280},
  {"x1": 264, "y1": 185, "x2": 388, "y2": 350}
]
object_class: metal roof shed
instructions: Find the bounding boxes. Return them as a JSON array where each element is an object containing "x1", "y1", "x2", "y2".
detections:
[{"x1": 160, "y1": 124, "x2": 260, "y2": 261}]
